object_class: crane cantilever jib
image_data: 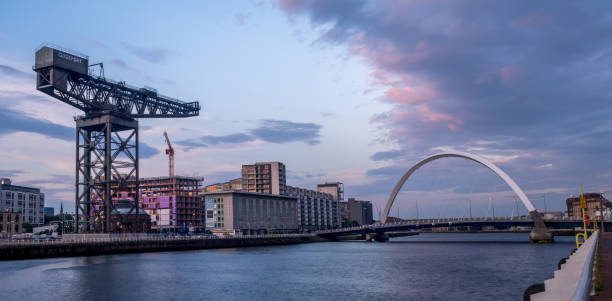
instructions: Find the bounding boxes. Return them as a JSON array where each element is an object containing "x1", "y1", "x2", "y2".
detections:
[{"x1": 33, "y1": 44, "x2": 200, "y2": 233}]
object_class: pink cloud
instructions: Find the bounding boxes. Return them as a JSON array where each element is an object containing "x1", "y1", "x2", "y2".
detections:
[
  {"x1": 385, "y1": 85, "x2": 437, "y2": 104},
  {"x1": 512, "y1": 14, "x2": 552, "y2": 28},
  {"x1": 278, "y1": 0, "x2": 307, "y2": 13},
  {"x1": 418, "y1": 104, "x2": 453, "y2": 122},
  {"x1": 499, "y1": 65, "x2": 518, "y2": 84}
]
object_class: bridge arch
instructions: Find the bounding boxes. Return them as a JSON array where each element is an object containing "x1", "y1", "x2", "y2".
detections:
[{"x1": 381, "y1": 151, "x2": 537, "y2": 223}]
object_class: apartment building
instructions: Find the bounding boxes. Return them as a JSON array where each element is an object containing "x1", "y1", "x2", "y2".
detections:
[
  {"x1": 286, "y1": 185, "x2": 340, "y2": 231},
  {"x1": 0, "y1": 178, "x2": 44, "y2": 226},
  {"x1": 241, "y1": 162, "x2": 286, "y2": 195}
]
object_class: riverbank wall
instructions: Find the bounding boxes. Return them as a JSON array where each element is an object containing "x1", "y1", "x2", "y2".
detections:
[{"x1": 0, "y1": 235, "x2": 325, "y2": 261}]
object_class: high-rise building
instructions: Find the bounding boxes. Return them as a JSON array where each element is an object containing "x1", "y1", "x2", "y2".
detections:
[
  {"x1": 202, "y1": 191, "x2": 298, "y2": 235},
  {"x1": 287, "y1": 185, "x2": 340, "y2": 231},
  {"x1": 242, "y1": 162, "x2": 286, "y2": 195},
  {"x1": 0, "y1": 178, "x2": 44, "y2": 226}
]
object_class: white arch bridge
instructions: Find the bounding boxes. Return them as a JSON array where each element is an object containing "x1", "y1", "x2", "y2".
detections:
[{"x1": 326, "y1": 151, "x2": 555, "y2": 242}]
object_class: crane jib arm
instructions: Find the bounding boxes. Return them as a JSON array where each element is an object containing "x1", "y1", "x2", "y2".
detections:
[{"x1": 34, "y1": 45, "x2": 200, "y2": 118}]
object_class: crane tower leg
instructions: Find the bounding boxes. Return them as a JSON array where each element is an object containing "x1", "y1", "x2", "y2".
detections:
[{"x1": 75, "y1": 114, "x2": 139, "y2": 233}]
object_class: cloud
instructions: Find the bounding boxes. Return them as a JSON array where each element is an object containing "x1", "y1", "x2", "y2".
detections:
[
  {"x1": 122, "y1": 42, "x2": 171, "y2": 64},
  {"x1": 371, "y1": 149, "x2": 404, "y2": 161},
  {"x1": 0, "y1": 169, "x2": 25, "y2": 178},
  {"x1": 235, "y1": 13, "x2": 250, "y2": 25},
  {"x1": 111, "y1": 58, "x2": 129, "y2": 69},
  {"x1": 250, "y1": 119, "x2": 322, "y2": 145},
  {"x1": 0, "y1": 106, "x2": 73, "y2": 141},
  {"x1": 280, "y1": 1, "x2": 612, "y2": 189},
  {"x1": 177, "y1": 119, "x2": 323, "y2": 149},
  {"x1": 140, "y1": 142, "x2": 160, "y2": 159},
  {"x1": 178, "y1": 133, "x2": 255, "y2": 149},
  {"x1": 0, "y1": 65, "x2": 32, "y2": 79}
]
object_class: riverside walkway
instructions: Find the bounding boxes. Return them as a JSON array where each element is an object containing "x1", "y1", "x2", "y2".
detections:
[{"x1": 596, "y1": 232, "x2": 612, "y2": 300}]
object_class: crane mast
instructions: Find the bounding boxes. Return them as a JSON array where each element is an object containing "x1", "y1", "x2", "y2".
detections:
[{"x1": 163, "y1": 130, "x2": 175, "y2": 177}]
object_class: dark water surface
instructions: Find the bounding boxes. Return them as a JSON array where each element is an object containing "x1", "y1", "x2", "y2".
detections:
[{"x1": 0, "y1": 233, "x2": 575, "y2": 301}]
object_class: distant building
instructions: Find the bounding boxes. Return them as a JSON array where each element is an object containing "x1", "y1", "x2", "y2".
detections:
[
  {"x1": 44, "y1": 207, "x2": 54, "y2": 217},
  {"x1": 566, "y1": 193, "x2": 612, "y2": 218},
  {"x1": 202, "y1": 191, "x2": 298, "y2": 235},
  {"x1": 204, "y1": 178, "x2": 242, "y2": 192},
  {"x1": 0, "y1": 211, "x2": 22, "y2": 236},
  {"x1": 242, "y1": 162, "x2": 286, "y2": 195},
  {"x1": 286, "y1": 185, "x2": 340, "y2": 231},
  {"x1": 109, "y1": 199, "x2": 152, "y2": 232},
  {"x1": 541, "y1": 211, "x2": 564, "y2": 220},
  {"x1": 345, "y1": 198, "x2": 374, "y2": 226},
  {"x1": 0, "y1": 178, "x2": 44, "y2": 226},
  {"x1": 340, "y1": 201, "x2": 350, "y2": 226},
  {"x1": 317, "y1": 182, "x2": 344, "y2": 201}
]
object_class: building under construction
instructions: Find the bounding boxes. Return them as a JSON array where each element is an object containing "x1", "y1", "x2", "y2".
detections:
[
  {"x1": 91, "y1": 176, "x2": 202, "y2": 232},
  {"x1": 140, "y1": 176, "x2": 202, "y2": 232}
]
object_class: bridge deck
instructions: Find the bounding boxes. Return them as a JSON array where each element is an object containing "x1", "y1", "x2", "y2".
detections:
[{"x1": 317, "y1": 218, "x2": 596, "y2": 238}]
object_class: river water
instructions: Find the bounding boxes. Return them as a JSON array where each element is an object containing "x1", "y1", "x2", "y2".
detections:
[{"x1": 0, "y1": 233, "x2": 575, "y2": 301}]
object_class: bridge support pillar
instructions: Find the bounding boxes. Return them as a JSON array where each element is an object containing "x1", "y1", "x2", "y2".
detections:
[
  {"x1": 365, "y1": 233, "x2": 389, "y2": 242},
  {"x1": 529, "y1": 211, "x2": 554, "y2": 243}
]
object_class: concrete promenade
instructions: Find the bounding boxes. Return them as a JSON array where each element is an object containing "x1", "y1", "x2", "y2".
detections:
[{"x1": 0, "y1": 234, "x2": 321, "y2": 261}]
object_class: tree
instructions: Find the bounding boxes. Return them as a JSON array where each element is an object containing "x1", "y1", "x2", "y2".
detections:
[{"x1": 22, "y1": 222, "x2": 34, "y2": 233}]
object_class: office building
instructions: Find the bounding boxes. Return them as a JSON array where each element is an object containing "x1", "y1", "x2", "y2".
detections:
[
  {"x1": 0, "y1": 178, "x2": 44, "y2": 226},
  {"x1": 202, "y1": 191, "x2": 298, "y2": 235},
  {"x1": 242, "y1": 162, "x2": 286, "y2": 195},
  {"x1": 566, "y1": 193, "x2": 611, "y2": 218},
  {"x1": 286, "y1": 185, "x2": 340, "y2": 231}
]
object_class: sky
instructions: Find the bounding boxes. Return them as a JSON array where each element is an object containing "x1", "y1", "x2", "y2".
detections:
[{"x1": 1, "y1": 1, "x2": 611, "y2": 219}]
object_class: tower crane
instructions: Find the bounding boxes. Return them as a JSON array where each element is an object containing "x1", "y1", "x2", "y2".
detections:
[
  {"x1": 163, "y1": 130, "x2": 175, "y2": 177},
  {"x1": 33, "y1": 43, "x2": 200, "y2": 232}
]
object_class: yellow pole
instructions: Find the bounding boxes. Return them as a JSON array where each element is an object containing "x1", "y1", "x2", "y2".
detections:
[{"x1": 576, "y1": 184, "x2": 588, "y2": 248}]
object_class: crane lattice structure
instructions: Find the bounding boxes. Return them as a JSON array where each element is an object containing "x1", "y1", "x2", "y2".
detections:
[{"x1": 33, "y1": 44, "x2": 200, "y2": 233}]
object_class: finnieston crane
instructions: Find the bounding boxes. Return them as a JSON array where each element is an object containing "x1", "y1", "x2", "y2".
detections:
[
  {"x1": 163, "y1": 130, "x2": 174, "y2": 177},
  {"x1": 33, "y1": 43, "x2": 201, "y2": 233}
]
